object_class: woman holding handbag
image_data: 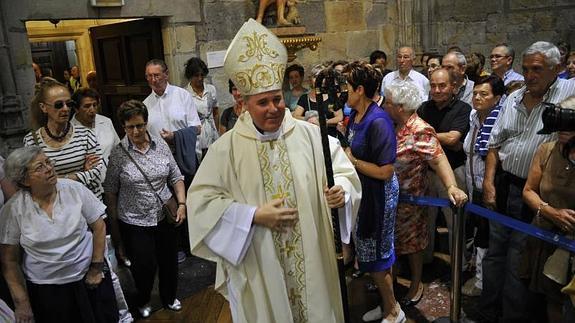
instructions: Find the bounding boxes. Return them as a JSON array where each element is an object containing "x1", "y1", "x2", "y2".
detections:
[
  {"x1": 522, "y1": 97, "x2": 575, "y2": 322},
  {"x1": 104, "y1": 100, "x2": 186, "y2": 318}
]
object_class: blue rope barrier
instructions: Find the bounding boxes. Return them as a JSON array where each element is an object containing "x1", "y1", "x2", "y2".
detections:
[{"x1": 399, "y1": 195, "x2": 575, "y2": 253}]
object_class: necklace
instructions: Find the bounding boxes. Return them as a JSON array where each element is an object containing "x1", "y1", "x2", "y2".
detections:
[{"x1": 44, "y1": 122, "x2": 70, "y2": 141}]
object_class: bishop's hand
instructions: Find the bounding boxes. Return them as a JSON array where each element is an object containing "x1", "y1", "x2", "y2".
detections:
[
  {"x1": 253, "y1": 198, "x2": 298, "y2": 233},
  {"x1": 324, "y1": 185, "x2": 345, "y2": 209}
]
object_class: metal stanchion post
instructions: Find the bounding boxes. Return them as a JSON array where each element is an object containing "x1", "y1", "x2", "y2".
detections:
[{"x1": 450, "y1": 206, "x2": 465, "y2": 322}]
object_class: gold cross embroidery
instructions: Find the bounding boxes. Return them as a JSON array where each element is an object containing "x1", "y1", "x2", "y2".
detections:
[
  {"x1": 271, "y1": 184, "x2": 290, "y2": 201},
  {"x1": 280, "y1": 240, "x2": 297, "y2": 257}
]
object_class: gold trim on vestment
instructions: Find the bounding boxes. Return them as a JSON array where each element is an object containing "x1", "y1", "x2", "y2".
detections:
[{"x1": 257, "y1": 139, "x2": 308, "y2": 323}]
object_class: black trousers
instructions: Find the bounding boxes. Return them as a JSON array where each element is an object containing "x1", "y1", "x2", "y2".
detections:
[
  {"x1": 27, "y1": 271, "x2": 118, "y2": 323},
  {"x1": 119, "y1": 219, "x2": 178, "y2": 307},
  {"x1": 471, "y1": 188, "x2": 490, "y2": 249}
]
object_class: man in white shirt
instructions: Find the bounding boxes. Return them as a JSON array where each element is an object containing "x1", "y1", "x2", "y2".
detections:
[
  {"x1": 143, "y1": 59, "x2": 201, "y2": 145},
  {"x1": 143, "y1": 59, "x2": 201, "y2": 263},
  {"x1": 380, "y1": 46, "x2": 430, "y2": 101}
]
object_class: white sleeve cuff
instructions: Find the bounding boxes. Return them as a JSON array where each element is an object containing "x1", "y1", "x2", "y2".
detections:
[
  {"x1": 204, "y1": 202, "x2": 256, "y2": 266},
  {"x1": 338, "y1": 191, "x2": 353, "y2": 244}
]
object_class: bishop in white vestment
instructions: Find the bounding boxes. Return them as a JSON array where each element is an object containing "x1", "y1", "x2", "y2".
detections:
[{"x1": 186, "y1": 19, "x2": 361, "y2": 323}]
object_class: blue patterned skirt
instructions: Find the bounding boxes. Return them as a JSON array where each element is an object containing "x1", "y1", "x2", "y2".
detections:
[{"x1": 354, "y1": 173, "x2": 399, "y2": 272}]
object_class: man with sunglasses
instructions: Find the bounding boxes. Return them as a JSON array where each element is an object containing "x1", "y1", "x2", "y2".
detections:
[{"x1": 490, "y1": 43, "x2": 524, "y2": 85}]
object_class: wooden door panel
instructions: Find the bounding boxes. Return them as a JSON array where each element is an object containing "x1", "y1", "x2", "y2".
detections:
[
  {"x1": 126, "y1": 34, "x2": 153, "y2": 83},
  {"x1": 98, "y1": 38, "x2": 124, "y2": 83},
  {"x1": 90, "y1": 18, "x2": 163, "y2": 124}
]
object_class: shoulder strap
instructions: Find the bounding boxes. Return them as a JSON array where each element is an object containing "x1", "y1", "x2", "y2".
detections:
[
  {"x1": 119, "y1": 143, "x2": 164, "y2": 206},
  {"x1": 32, "y1": 129, "x2": 41, "y2": 146},
  {"x1": 539, "y1": 142, "x2": 555, "y2": 172},
  {"x1": 468, "y1": 126, "x2": 479, "y2": 190}
]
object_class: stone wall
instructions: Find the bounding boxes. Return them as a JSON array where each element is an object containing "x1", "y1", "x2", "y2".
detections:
[
  {"x1": 284, "y1": 0, "x2": 394, "y2": 80},
  {"x1": 418, "y1": 0, "x2": 575, "y2": 70}
]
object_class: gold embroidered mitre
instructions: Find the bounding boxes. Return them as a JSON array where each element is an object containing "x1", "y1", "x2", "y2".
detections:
[{"x1": 224, "y1": 18, "x2": 287, "y2": 96}]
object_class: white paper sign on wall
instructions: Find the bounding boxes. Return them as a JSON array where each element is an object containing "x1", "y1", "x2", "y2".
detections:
[{"x1": 206, "y1": 50, "x2": 227, "y2": 69}]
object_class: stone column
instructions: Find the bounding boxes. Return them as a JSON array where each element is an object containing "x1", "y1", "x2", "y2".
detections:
[{"x1": 0, "y1": 1, "x2": 32, "y2": 155}]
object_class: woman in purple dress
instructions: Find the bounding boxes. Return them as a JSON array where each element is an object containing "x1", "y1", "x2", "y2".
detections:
[{"x1": 343, "y1": 61, "x2": 404, "y2": 323}]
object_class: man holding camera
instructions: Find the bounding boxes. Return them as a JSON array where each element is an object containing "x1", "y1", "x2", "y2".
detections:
[
  {"x1": 479, "y1": 41, "x2": 575, "y2": 322},
  {"x1": 186, "y1": 19, "x2": 360, "y2": 323}
]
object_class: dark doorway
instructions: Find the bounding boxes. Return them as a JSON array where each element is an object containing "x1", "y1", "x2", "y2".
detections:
[
  {"x1": 30, "y1": 41, "x2": 72, "y2": 83},
  {"x1": 90, "y1": 18, "x2": 164, "y2": 136}
]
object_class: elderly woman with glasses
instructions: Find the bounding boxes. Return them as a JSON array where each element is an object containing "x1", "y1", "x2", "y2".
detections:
[
  {"x1": 104, "y1": 100, "x2": 186, "y2": 318},
  {"x1": 24, "y1": 78, "x2": 104, "y2": 201},
  {"x1": 384, "y1": 81, "x2": 468, "y2": 308},
  {"x1": 0, "y1": 146, "x2": 116, "y2": 323}
]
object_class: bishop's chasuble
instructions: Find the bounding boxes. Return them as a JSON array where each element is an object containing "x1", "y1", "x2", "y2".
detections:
[{"x1": 188, "y1": 110, "x2": 359, "y2": 323}]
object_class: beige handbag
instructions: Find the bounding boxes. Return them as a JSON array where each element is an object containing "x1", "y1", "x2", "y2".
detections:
[{"x1": 543, "y1": 247, "x2": 570, "y2": 285}]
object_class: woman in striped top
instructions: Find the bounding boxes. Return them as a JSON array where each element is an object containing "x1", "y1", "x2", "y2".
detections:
[
  {"x1": 23, "y1": 78, "x2": 104, "y2": 200},
  {"x1": 461, "y1": 75, "x2": 505, "y2": 297}
]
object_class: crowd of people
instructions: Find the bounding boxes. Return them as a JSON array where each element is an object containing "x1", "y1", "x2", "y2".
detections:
[{"x1": 0, "y1": 17, "x2": 574, "y2": 323}]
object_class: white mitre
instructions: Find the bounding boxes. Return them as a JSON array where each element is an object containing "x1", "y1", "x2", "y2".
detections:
[{"x1": 224, "y1": 18, "x2": 288, "y2": 96}]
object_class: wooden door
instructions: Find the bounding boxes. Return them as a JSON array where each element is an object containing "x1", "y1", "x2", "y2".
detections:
[{"x1": 90, "y1": 18, "x2": 163, "y2": 135}]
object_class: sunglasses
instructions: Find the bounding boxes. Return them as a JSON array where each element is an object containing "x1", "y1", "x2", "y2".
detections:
[
  {"x1": 124, "y1": 123, "x2": 147, "y2": 131},
  {"x1": 43, "y1": 100, "x2": 77, "y2": 110}
]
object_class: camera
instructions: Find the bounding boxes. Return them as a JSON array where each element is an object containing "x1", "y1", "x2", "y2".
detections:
[
  {"x1": 537, "y1": 102, "x2": 575, "y2": 134},
  {"x1": 314, "y1": 67, "x2": 348, "y2": 112}
]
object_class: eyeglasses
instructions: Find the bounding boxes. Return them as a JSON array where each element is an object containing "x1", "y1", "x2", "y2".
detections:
[
  {"x1": 489, "y1": 54, "x2": 509, "y2": 60},
  {"x1": 43, "y1": 99, "x2": 77, "y2": 110},
  {"x1": 124, "y1": 123, "x2": 147, "y2": 131},
  {"x1": 145, "y1": 73, "x2": 164, "y2": 80},
  {"x1": 30, "y1": 159, "x2": 54, "y2": 174}
]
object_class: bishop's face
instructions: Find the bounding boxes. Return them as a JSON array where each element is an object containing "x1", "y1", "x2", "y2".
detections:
[{"x1": 244, "y1": 90, "x2": 286, "y2": 132}]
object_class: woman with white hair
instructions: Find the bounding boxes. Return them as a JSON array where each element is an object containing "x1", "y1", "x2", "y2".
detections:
[
  {"x1": 384, "y1": 82, "x2": 468, "y2": 307},
  {"x1": 0, "y1": 146, "x2": 116, "y2": 323}
]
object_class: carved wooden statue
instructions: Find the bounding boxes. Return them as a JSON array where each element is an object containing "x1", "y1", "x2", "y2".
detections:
[{"x1": 256, "y1": 0, "x2": 303, "y2": 26}]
